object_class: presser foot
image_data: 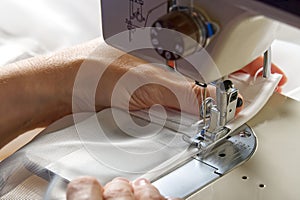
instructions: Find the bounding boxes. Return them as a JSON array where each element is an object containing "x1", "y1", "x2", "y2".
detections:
[
  {"x1": 152, "y1": 123, "x2": 257, "y2": 198},
  {"x1": 182, "y1": 126, "x2": 230, "y2": 151}
]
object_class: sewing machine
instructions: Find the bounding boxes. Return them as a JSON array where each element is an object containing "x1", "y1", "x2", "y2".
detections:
[
  {"x1": 1, "y1": 1, "x2": 300, "y2": 199},
  {"x1": 100, "y1": 0, "x2": 300, "y2": 199}
]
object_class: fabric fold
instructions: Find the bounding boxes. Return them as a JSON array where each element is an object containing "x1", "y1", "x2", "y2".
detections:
[{"x1": 0, "y1": 73, "x2": 282, "y2": 199}]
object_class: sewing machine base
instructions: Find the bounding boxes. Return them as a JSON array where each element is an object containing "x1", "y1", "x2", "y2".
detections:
[{"x1": 153, "y1": 123, "x2": 257, "y2": 198}]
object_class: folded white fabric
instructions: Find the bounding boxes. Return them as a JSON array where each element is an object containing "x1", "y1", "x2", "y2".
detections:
[
  {"x1": 227, "y1": 72, "x2": 282, "y2": 131},
  {"x1": 0, "y1": 72, "x2": 282, "y2": 199},
  {"x1": 0, "y1": 31, "x2": 44, "y2": 65},
  {"x1": 135, "y1": 72, "x2": 283, "y2": 180}
]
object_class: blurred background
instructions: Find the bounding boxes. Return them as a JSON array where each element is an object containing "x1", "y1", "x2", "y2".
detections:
[{"x1": 0, "y1": 0, "x2": 100, "y2": 64}]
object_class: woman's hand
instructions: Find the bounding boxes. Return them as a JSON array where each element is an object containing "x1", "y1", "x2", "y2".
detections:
[{"x1": 67, "y1": 176, "x2": 181, "y2": 200}]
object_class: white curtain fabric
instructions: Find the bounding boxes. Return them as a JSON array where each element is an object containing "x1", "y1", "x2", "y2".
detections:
[
  {"x1": 0, "y1": 0, "x2": 100, "y2": 65},
  {"x1": 0, "y1": 73, "x2": 281, "y2": 199}
]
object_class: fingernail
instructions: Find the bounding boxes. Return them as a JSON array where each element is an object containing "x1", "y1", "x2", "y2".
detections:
[
  {"x1": 112, "y1": 177, "x2": 129, "y2": 183},
  {"x1": 133, "y1": 178, "x2": 150, "y2": 186},
  {"x1": 237, "y1": 97, "x2": 243, "y2": 107}
]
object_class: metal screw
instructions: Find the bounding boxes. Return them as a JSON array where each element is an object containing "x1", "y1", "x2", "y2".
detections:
[{"x1": 239, "y1": 131, "x2": 251, "y2": 138}]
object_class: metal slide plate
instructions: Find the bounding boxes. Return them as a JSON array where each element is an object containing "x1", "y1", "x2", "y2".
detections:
[{"x1": 153, "y1": 124, "x2": 256, "y2": 198}]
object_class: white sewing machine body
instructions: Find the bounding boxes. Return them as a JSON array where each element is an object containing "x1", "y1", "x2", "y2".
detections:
[
  {"x1": 100, "y1": 0, "x2": 300, "y2": 199},
  {"x1": 101, "y1": 0, "x2": 281, "y2": 83}
]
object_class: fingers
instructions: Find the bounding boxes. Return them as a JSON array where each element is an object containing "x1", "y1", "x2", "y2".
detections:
[
  {"x1": 67, "y1": 177, "x2": 182, "y2": 200},
  {"x1": 103, "y1": 177, "x2": 134, "y2": 200},
  {"x1": 132, "y1": 178, "x2": 165, "y2": 200},
  {"x1": 238, "y1": 56, "x2": 288, "y2": 87},
  {"x1": 103, "y1": 177, "x2": 168, "y2": 200},
  {"x1": 67, "y1": 176, "x2": 103, "y2": 200}
]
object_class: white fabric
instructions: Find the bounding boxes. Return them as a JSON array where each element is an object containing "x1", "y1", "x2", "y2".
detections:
[
  {"x1": 227, "y1": 73, "x2": 282, "y2": 131},
  {"x1": 0, "y1": 72, "x2": 281, "y2": 199},
  {"x1": 0, "y1": 0, "x2": 100, "y2": 65}
]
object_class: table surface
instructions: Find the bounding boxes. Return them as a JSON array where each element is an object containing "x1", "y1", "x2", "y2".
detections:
[{"x1": 188, "y1": 93, "x2": 300, "y2": 200}]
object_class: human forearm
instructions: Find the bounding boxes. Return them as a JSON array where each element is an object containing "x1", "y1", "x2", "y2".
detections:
[{"x1": 0, "y1": 39, "x2": 103, "y2": 148}]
